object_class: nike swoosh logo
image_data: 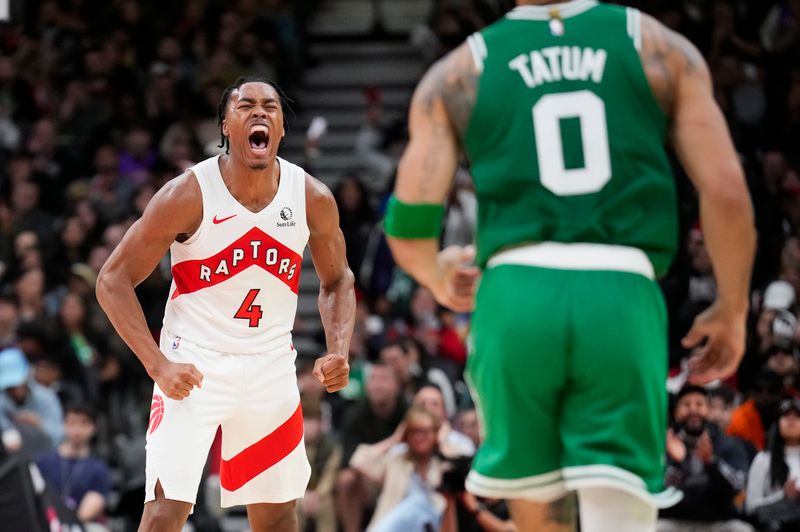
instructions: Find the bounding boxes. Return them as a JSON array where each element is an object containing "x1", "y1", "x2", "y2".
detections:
[{"x1": 212, "y1": 214, "x2": 237, "y2": 224}]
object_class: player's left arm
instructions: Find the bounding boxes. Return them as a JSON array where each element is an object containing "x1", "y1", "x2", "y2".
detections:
[
  {"x1": 306, "y1": 174, "x2": 355, "y2": 393},
  {"x1": 385, "y1": 43, "x2": 480, "y2": 312}
]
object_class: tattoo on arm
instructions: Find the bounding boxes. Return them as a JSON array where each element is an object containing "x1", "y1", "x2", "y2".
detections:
[
  {"x1": 415, "y1": 44, "x2": 479, "y2": 138},
  {"x1": 640, "y1": 14, "x2": 707, "y2": 115}
]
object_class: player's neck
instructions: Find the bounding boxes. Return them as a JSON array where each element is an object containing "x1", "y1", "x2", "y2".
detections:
[{"x1": 220, "y1": 155, "x2": 281, "y2": 209}]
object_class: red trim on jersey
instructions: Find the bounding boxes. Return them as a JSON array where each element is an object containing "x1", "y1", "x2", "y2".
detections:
[
  {"x1": 219, "y1": 402, "x2": 304, "y2": 491},
  {"x1": 170, "y1": 227, "x2": 302, "y2": 299}
]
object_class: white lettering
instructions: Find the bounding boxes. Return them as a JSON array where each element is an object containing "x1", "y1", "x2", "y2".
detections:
[
  {"x1": 561, "y1": 46, "x2": 581, "y2": 80},
  {"x1": 232, "y1": 248, "x2": 245, "y2": 267},
  {"x1": 215, "y1": 260, "x2": 229, "y2": 276},
  {"x1": 288, "y1": 264, "x2": 297, "y2": 280},
  {"x1": 541, "y1": 47, "x2": 562, "y2": 82},
  {"x1": 278, "y1": 258, "x2": 290, "y2": 275},
  {"x1": 250, "y1": 240, "x2": 261, "y2": 259},
  {"x1": 200, "y1": 265, "x2": 211, "y2": 282},
  {"x1": 580, "y1": 48, "x2": 607, "y2": 83},
  {"x1": 511, "y1": 47, "x2": 606, "y2": 88},
  {"x1": 265, "y1": 248, "x2": 278, "y2": 266},
  {"x1": 531, "y1": 50, "x2": 553, "y2": 86},
  {"x1": 509, "y1": 53, "x2": 536, "y2": 88}
]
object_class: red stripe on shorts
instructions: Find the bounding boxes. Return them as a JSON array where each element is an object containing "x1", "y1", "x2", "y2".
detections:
[{"x1": 219, "y1": 402, "x2": 304, "y2": 491}]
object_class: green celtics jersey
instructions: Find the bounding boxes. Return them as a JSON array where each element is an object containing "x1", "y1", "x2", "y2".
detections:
[{"x1": 462, "y1": 0, "x2": 677, "y2": 276}]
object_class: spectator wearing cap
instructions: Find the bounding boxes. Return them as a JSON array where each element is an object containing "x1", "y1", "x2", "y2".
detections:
[
  {"x1": 34, "y1": 403, "x2": 112, "y2": 531},
  {"x1": 728, "y1": 370, "x2": 786, "y2": 451},
  {"x1": 763, "y1": 281, "x2": 796, "y2": 312},
  {"x1": 742, "y1": 307, "x2": 799, "y2": 392},
  {"x1": 764, "y1": 340, "x2": 800, "y2": 397},
  {"x1": 0, "y1": 346, "x2": 63, "y2": 452},
  {"x1": 745, "y1": 398, "x2": 800, "y2": 531},
  {"x1": 659, "y1": 385, "x2": 753, "y2": 532}
]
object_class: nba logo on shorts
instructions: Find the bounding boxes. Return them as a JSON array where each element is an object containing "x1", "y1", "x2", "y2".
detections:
[
  {"x1": 172, "y1": 336, "x2": 181, "y2": 349},
  {"x1": 149, "y1": 394, "x2": 164, "y2": 435}
]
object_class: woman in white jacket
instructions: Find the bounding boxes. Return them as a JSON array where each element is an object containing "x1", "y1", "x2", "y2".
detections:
[
  {"x1": 745, "y1": 398, "x2": 800, "y2": 531},
  {"x1": 350, "y1": 406, "x2": 447, "y2": 532}
]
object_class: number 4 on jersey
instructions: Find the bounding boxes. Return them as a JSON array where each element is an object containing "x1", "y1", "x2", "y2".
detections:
[{"x1": 235, "y1": 289, "x2": 263, "y2": 327}]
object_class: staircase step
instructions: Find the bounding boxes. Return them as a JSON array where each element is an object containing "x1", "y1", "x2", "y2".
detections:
[
  {"x1": 303, "y1": 63, "x2": 422, "y2": 88},
  {"x1": 309, "y1": 0, "x2": 432, "y2": 36},
  {"x1": 296, "y1": 87, "x2": 411, "y2": 108},
  {"x1": 309, "y1": 41, "x2": 421, "y2": 61},
  {"x1": 283, "y1": 132, "x2": 358, "y2": 151}
]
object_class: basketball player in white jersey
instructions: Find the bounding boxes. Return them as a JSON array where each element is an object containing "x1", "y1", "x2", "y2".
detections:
[{"x1": 96, "y1": 77, "x2": 355, "y2": 531}]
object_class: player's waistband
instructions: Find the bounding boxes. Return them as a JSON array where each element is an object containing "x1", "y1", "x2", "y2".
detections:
[
  {"x1": 160, "y1": 328, "x2": 295, "y2": 357},
  {"x1": 487, "y1": 242, "x2": 655, "y2": 280}
]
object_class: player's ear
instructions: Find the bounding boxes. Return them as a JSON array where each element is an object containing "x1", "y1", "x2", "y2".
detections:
[{"x1": 222, "y1": 119, "x2": 229, "y2": 138}]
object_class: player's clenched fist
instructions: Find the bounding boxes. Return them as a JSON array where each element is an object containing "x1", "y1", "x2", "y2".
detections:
[
  {"x1": 313, "y1": 353, "x2": 349, "y2": 393},
  {"x1": 152, "y1": 361, "x2": 204, "y2": 400}
]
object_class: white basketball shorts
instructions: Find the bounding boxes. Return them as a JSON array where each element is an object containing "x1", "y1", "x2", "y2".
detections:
[{"x1": 144, "y1": 329, "x2": 311, "y2": 507}]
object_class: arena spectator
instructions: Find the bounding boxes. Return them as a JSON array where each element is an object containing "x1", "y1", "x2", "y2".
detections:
[
  {"x1": 745, "y1": 397, "x2": 800, "y2": 532},
  {"x1": 454, "y1": 408, "x2": 480, "y2": 450},
  {"x1": 350, "y1": 406, "x2": 447, "y2": 532},
  {"x1": 380, "y1": 337, "x2": 458, "y2": 418},
  {"x1": 0, "y1": 346, "x2": 63, "y2": 452},
  {"x1": 708, "y1": 386, "x2": 740, "y2": 434},
  {"x1": 336, "y1": 363, "x2": 407, "y2": 532},
  {"x1": 659, "y1": 385, "x2": 753, "y2": 532},
  {"x1": 728, "y1": 369, "x2": 787, "y2": 451},
  {"x1": 0, "y1": 295, "x2": 19, "y2": 348},
  {"x1": 34, "y1": 403, "x2": 112, "y2": 531},
  {"x1": 411, "y1": 384, "x2": 474, "y2": 459},
  {"x1": 298, "y1": 400, "x2": 341, "y2": 532},
  {"x1": 334, "y1": 173, "x2": 376, "y2": 285}
]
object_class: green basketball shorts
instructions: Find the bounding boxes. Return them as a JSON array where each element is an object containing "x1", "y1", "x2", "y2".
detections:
[{"x1": 465, "y1": 248, "x2": 681, "y2": 508}]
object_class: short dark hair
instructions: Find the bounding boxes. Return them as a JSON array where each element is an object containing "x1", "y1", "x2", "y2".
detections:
[
  {"x1": 675, "y1": 384, "x2": 707, "y2": 404},
  {"x1": 64, "y1": 402, "x2": 96, "y2": 423},
  {"x1": 708, "y1": 385, "x2": 737, "y2": 407},
  {"x1": 217, "y1": 76, "x2": 293, "y2": 154}
]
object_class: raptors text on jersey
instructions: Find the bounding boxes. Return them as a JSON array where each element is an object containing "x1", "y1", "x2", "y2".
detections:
[{"x1": 163, "y1": 155, "x2": 310, "y2": 354}]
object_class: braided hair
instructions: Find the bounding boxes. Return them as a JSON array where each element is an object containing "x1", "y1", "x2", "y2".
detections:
[{"x1": 217, "y1": 76, "x2": 293, "y2": 154}]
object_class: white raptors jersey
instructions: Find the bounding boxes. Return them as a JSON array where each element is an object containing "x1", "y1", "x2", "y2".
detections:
[{"x1": 162, "y1": 155, "x2": 309, "y2": 354}]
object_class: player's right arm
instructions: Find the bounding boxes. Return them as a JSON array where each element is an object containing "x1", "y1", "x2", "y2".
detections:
[
  {"x1": 640, "y1": 14, "x2": 756, "y2": 384},
  {"x1": 96, "y1": 172, "x2": 204, "y2": 400}
]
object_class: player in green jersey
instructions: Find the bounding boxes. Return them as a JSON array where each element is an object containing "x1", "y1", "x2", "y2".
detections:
[{"x1": 384, "y1": 1, "x2": 756, "y2": 531}]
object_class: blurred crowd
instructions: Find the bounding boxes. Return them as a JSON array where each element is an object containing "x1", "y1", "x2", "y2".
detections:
[{"x1": 0, "y1": 0, "x2": 800, "y2": 531}]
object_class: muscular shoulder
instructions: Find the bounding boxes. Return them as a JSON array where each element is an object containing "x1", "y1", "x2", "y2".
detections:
[
  {"x1": 639, "y1": 13, "x2": 709, "y2": 116},
  {"x1": 413, "y1": 42, "x2": 480, "y2": 137},
  {"x1": 304, "y1": 173, "x2": 338, "y2": 234},
  {"x1": 144, "y1": 170, "x2": 203, "y2": 240}
]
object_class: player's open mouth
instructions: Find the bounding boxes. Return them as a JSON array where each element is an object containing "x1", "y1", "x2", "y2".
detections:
[{"x1": 248, "y1": 126, "x2": 270, "y2": 155}]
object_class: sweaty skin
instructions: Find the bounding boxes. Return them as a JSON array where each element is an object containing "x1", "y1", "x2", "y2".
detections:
[
  {"x1": 386, "y1": 3, "x2": 755, "y2": 531},
  {"x1": 97, "y1": 82, "x2": 355, "y2": 400},
  {"x1": 97, "y1": 81, "x2": 355, "y2": 532}
]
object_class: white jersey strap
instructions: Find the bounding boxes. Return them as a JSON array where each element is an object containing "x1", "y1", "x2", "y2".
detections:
[
  {"x1": 466, "y1": 32, "x2": 487, "y2": 73},
  {"x1": 626, "y1": 7, "x2": 642, "y2": 51}
]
